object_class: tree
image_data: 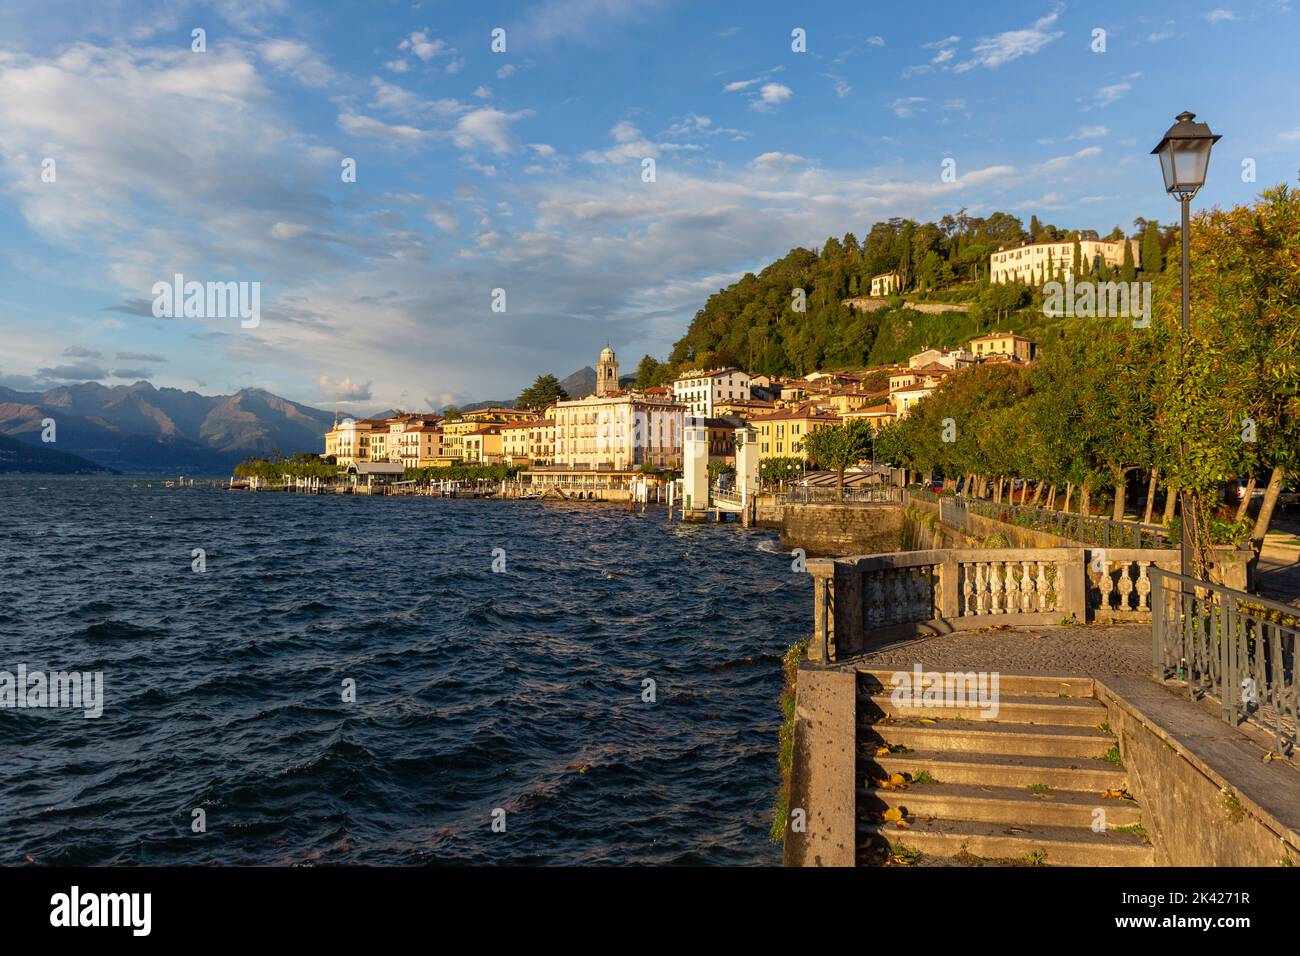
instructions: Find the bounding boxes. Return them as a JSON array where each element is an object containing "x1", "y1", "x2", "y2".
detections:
[
  {"x1": 802, "y1": 419, "x2": 876, "y2": 500},
  {"x1": 442, "y1": 406, "x2": 463, "y2": 420},
  {"x1": 1120, "y1": 238, "x2": 1137, "y2": 282},
  {"x1": 516, "y1": 374, "x2": 568, "y2": 411},
  {"x1": 635, "y1": 355, "x2": 672, "y2": 389},
  {"x1": 1140, "y1": 221, "x2": 1164, "y2": 275}
]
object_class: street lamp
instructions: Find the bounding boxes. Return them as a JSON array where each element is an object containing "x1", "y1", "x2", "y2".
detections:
[{"x1": 1151, "y1": 111, "x2": 1220, "y2": 584}]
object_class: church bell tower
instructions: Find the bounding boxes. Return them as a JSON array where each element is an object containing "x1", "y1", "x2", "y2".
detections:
[{"x1": 596, "y1": 343, "x2": 619, "y2": 396}]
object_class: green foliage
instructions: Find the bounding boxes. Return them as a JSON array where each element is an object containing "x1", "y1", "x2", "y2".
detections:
[
  {"x1": 669, "y1": 213, "x2": 1032, "y2": 377},
  {"x1": 515, "y1": 374, "x2": 568, "y2": 411},
  {"x1": 404, "y1": 463, "x2": 521, "y2": 481},
  {"x1": 772, "y1": 638, "x2": 808, "y2": 842},
  {"x1": 759, "y1": 456, "x2": 804, "y2": 485},
  {"x1": 234, "y1": 452, "x2": 339, "y2": 480},
  {"x1": 635, "y1": 355, "x2": 673, "y2": 389}
]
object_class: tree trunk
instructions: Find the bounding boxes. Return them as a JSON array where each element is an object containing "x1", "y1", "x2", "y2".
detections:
[
  {"x1": 1021, "y1": 479, "x2": 1031, "y2": 506},
  {"x1": 1234, "y1": 476, "x2": 1257, "y2": 523},
  {"x1": 1162, "y1": 480, "x2": 1178, "y2": 525},
  {"x1": 1031, "y1": 480, "x2": 1044, "y2": 506},
  {"x1": 1143, "y1": 469, "x2": 1158, "y2": 525},
  {"x1": 1047, "y1": 484, "x2": 1056, "y2": 509},
  {"x1": 1111, "y1": 465, "x2": 1127, "y2": 521},
  {"x1": 1063, "y1": 483, "x2": 1073, "y2": 514},
  {"x1": 1250, "y1": 466, "x2": 1286, "y2": 549},
  {"x1": 1080, "y1": 482, "x2": 1091, "y2": 517}
]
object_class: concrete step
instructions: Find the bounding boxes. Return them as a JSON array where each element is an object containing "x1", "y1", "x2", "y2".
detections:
[
  {"x1": 861, "y1": 781, "x2": 1143, "y2": 828},
  {"x1": 863, "y1": 718, "x2": 1116, "y2": 759},
  {"x1": 868, "y1": 749, "x2": 1128, "y2": 790},
  {"x1": 861, "y1": 692, "x2": 1106, "y2": 727},
  {"x1": 858, "y1": 669, "x2": 1096, "y2": 699},
  {"x1": 859, "y1": 816, "x2": 1153, "y2": 866}
]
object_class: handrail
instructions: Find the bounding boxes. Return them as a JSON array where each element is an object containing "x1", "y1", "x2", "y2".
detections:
[
  {"x1": 1150, "y1": 568, "x2": 1298, "y2": 753},
  {"x1": 960, "y1": 496, "x2": 1172, "y2": 548}
]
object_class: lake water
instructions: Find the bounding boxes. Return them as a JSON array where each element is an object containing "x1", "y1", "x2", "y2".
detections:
[{"x1": 0, "y1": 477, "x2": 808, "y2": 865}]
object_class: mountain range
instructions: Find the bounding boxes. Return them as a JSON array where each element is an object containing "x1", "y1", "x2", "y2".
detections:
[
  {"x1": 0, "y1": 381, "x2": 335, "y2": 474},
  {"x1": 0, "y1": 364, "x2": 634, "y2": 474}
]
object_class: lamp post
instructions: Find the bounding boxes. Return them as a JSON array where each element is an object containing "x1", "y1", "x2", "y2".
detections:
[{"x1": 1151, "y1": 111, "x2": 1221, "y2": 583}]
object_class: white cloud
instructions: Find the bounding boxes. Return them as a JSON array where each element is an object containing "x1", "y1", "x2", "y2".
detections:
[
  {"x1": 270, "y1": 222, "x2": 312, "y2": 240},
  {"x1": 1204, "y1": 9, "x2": 1238, "y2": 23},
  {"x1": 451, "y1": 109, "x2": 528, "y2": 154},
  {"x1": 754, "y1": 82, "x2": 792, "y2": 111},
  {"x1": 953, "y1": 5, "x2": 1064, "y2": 72},
  {"x1": 260, "y1": 40, "x2": 333, "y2": 87},
  {"x1": 318, "y1": 375, "x2": 372, "y2": 402},
  {"x1": 400, "y1": 30, "x2": 455, "y2": 62},
  {"x1": 338, "y1": 110, "x2": 427, "y2": 144},
  {"x1": 1070, "y1": 125, "x2": 1109, "y2": 140},
  {"x1": 751, "y1": 152, "x2": 811, "y2": 175},
  {"x1": 890, "y1": 96, "x2": 927, "y2": 118}
]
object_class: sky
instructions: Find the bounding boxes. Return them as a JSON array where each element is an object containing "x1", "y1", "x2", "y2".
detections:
[{"x1": 0, "y1": 0, "x2": 1296, "y2": 412}]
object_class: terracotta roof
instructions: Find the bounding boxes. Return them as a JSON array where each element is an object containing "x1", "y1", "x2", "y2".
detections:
[{"x1": 749, "y1": 403, "x2": 841, "y2": 423}]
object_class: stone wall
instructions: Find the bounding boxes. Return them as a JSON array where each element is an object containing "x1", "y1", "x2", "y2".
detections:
[
  {"x1": 780, "y1": 503, "x2": 904, "y2": 556},
  {"x1": 1098, "y1": 676, "x2": 1300, "y2": 866},
  {"x1": 783, "y1": 666, "x2": 857, "y2": 867}
]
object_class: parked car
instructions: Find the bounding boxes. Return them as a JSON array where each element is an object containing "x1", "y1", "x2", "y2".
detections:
[{"x1": 1234, "y1": 478, "x2": 1265, "y2": 500}]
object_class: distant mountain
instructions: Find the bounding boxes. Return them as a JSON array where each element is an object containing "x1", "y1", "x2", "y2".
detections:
[
  {"x1": 0, "y1": 433, "x2": 119, "y2": 475},
  {"x1": 559, "y1": 367, "x2": 595, "y2": 399},
  {"x1": 0, "y1": 382, "x2": 334, "y2": 474}
]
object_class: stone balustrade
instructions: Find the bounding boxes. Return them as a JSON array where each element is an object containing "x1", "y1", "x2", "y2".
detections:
[{"x1": 806, "y1": 546, "x2": 1187, "y2": 662}]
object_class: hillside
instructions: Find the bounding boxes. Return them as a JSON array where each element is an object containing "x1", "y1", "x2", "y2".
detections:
[
  {"x1": 666, "y1": 211, "x2": 1168, "y2": 377},
  {"x1": 0, "y1": 433, "x2": 118, "y2": 475}
]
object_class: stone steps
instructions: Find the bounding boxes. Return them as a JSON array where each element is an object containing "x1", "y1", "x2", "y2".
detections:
[
  {"x1": 857, "y1": 671, "x2": 1148, "y2": 867},
  {"x1": 861, "y1": 691, "x2": 1106, "y2": 726},
  {"x1": 869, "y1": 749, "x2": 1127, "y2": 790},
  {"x1": 861, "y1": 780, "x2": 1143, "y2": 828},
  {"x1": 857, "y1": 669, "x2": 1096, "y2": 699},
  {"x1": 859, "y1": 816, "x2": 1154, "y2": 867},
  {"x1": 862, "y1": 717, "x2": 1116, "y2": 759}
]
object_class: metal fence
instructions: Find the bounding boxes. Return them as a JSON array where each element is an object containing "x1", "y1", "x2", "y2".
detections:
[
  {"x1": 964, "y1": 498, "x2": 1172, "y2": 549},
  {"x1": 1152, "y1": 568, "x2": 1299, "y2": 754},
  {"x1": 778, "y1": 486, "x2": 900, "y2": 505}
]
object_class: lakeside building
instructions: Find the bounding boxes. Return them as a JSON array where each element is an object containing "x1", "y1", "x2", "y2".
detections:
[
  {"x1": 969, "y1": 330, "x2": 1036, "y2": 363},
  {"x1": 464, "y1": 423, "x2": 505, "y2": 464},
  {"x1": 890, "y1": 382, "x2": 936, "y2": 418},
  {"x1": 870, "y1": 272, "x2": 900, "y2": 296},
  {"x1": 672, "y1": 367, "x2": 751, "y2": 418},
  {"x1": 990, "y1": 238, "x2": 1139, "y2": 285},
  {"x1": 715, "y1": 397, "x2": 776, "y2": 418},
  {"x1": 749, "y1": 403, "x2": 841, "y2": 462},
  {"x1": 909, "y1": 346, "x2": 975, "y2": 371},
  {"x1": 843, "y1": 403, "x2": 897, "y2": 432},
  {"x1": 526, "y1": 349, "x2": 686, "y2": 494}
]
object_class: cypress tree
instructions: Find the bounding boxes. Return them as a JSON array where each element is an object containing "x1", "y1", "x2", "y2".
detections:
[
  {"x1": 1120, "y1": 239, "x2": 1136, "y2": 282},
  {"x1": 1141, "y1": 222, "x2": 1163, "y2": 274}
]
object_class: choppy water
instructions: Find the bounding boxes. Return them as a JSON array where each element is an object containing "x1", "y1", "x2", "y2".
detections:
[{"x1": 0, "y1": 477, "x2": 808, "y2": 865}]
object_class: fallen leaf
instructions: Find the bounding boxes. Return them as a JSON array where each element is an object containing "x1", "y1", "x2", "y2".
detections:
[
  {"x1": 889, "y1": 772, "x2": 907, "y2": 788},
  {"x1": 883, "y1": 807, "x2": 904, "y2": 822},
  {"x1": 894, "y1": 819, "x2": 911, "y2": 829},
  {"x1": 876, "y1": 745, "x2": 892, "y2": 757},
  {"x1": 1103, "y1": 789, "x2": 1127, "y2": 799},
  {"x1": 1263, "y1": 752, "x2": 1282, "y2": 763}
]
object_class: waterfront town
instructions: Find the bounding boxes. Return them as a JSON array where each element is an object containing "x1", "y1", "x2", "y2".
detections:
[{"x1": 319, "y1": 328, "x2": 1034, "y2": 494}]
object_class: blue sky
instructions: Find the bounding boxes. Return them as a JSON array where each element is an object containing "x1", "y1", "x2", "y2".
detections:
[{"x1": 0, "y1": 0, "x2": 1296, "y2": 411}]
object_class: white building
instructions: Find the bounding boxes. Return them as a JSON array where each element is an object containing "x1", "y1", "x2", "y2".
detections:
[
  {"x1": 870, "y1": 272, "x2": 900, "y2": 296},
  {"x1": 551, "y1": 392, "x2": 684, "y2": 471},
  {"x1": 672, "y1": 367, "x2": 751, "y2": 419},
  {"x1": 990, "y1": 238, "x2": 1140, "y2": 285},
  {"x1": 908, "y1": 347, "x2": 975, "y2": 371}
]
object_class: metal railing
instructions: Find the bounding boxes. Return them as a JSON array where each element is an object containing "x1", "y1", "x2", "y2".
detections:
[
  {"x1": 778, "y1": 486, "x2": 900, "y2": 505},
  {"x1": 1152, "y1": 569, "x2": 1299, "y2": 754},
  {"x1": 963, "y1": 497, "x2": 1172, "y2": 549}
]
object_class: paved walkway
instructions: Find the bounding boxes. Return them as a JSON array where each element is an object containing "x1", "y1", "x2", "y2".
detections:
[
  {"x1": 849, "y1": 623, "x2": 1151, "y2": 677},
  {"x1": 1257, "y1": 522, "x2": 1300, "y2": 608}
]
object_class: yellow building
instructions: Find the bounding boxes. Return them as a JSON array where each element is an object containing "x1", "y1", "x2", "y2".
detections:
[
  {"x1": 968, "y1": 331, "x2": 1035, "y2": 363},
  {"x1": 990, "y1": 238, "x2": 1139, "y2": 284},
  {"x1": 464, "y1": 424, "x2": 505, "y2": 464},
  {"x1": 501, "y1": 418, "x2": 556, "y2": 465},
  {"x1": 843, "y1": 403, "x2": 897, "y2": 432},
  {"x1": 324, "y1": 417, "x2": 375, "y2": 468},
  {"x1": 870, "y1": 272, "x2": 900, "y2": 296},
  {"x1": 749, "y1": 404, "x2": 841, "y2": 462}
]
